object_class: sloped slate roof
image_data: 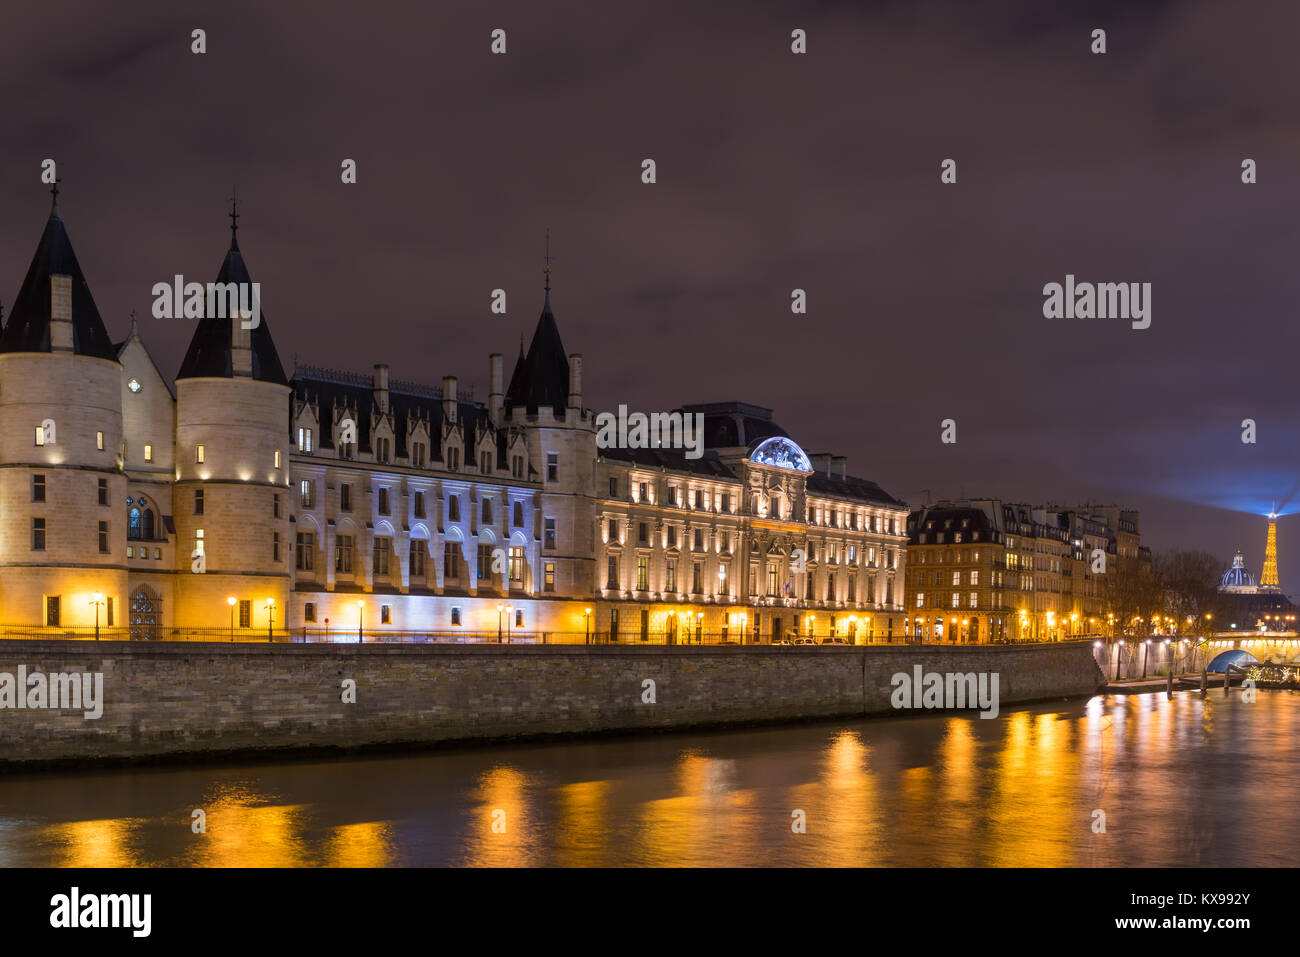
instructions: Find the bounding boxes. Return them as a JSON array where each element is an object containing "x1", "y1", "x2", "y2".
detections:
[
  {"x1": 0, "y1": 209, "x2": 117, "y2": 360},
  {"x1": 599, "y1": 446, "x2": 739, "y2": 480},
  {"x1": 290, "y1": 370, "x2": 493, "y2": 462},
  {"x1": 175, "y1": 239, "x2": 288, "y2": 385},
  {"x1": 505, "y1": 291, "x2": 569, "y2": 414},
  {"x1": 682, "y1": 402, "x2": 790, "y2": 449},
  {"x1": 806, "y1": 470, "x2": 904, "y2": 507}
]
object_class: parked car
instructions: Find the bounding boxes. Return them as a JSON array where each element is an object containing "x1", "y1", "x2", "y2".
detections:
[
  {"x1": 770, "y1": 638, "x2": 792, "y2": 646},
  {"x1": 792, "y1": 637, "x2": 818, "y2": 646},
  {"x1": 821, "y1": 637, "x2": 849, "y2": 645}
]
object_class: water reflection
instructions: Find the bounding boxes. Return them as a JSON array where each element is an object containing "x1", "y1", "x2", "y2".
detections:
[{"x1": 1, "y1": 692, "x2": 1297, "y2": 867}]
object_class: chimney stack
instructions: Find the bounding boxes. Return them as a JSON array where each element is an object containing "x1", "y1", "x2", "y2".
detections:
[
  {"x1": 568, "y1": 353, "x2": 583, "y2": 409},
  {"x1": 489, "y1": 353, "x2": 504, "y2": 424},
  {"x1": 373, "y1": 364, "x2": 390, "y2": 414},
  {"x1": 810, "y1": 453, "x2": 832, "y2": 474},
  {"x1": 442, "y1": 375, "x2": 458, "y2": 424},
  {"x1": 832, "y1": 455, "x2": 847, "y2": 479}
]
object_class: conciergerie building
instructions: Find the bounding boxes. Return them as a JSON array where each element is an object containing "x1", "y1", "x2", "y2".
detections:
[{"x1": 0, "y1": 195, "x2": 909, "y2": 642}]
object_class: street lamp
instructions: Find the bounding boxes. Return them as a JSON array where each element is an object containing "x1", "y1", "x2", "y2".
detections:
[
  {"x1": 696, "y1": 611, "x2": 703, "y2": 644},
  {"x1": 357, "y1": 599, "x2": 365, "y2": 643},
  {"x1": 266, "y1": 598, "x2": 275, "y2": 642},
  {"x1": 506, "y1": 605, "x2": 513, "y2": 643},
  {"x1": 497, "y1": 603, "x2": 504, "y2": 643},
  {"x1": 584, "y1": 607, "x2": 591, "y2": 644},
  {"x1": 227, "y1": 596, "x2": 236, "y2": 642},
  {"x1": 90, "y1": 593, "x2": 104, "y2": 641}
]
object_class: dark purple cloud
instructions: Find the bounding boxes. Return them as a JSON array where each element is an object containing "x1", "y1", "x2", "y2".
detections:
[{"x1": 2, "y1": 0, "x2": 1297, "y2": 591}]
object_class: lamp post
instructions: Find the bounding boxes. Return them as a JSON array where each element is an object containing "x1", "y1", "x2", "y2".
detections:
[
  {"x1": 227, "y1": 596, "x2": 236, "y2": 642},
  {"x1": 497, "y1": 603, "x2": 504, "y2": 643},
  {"x1": 266, "y1": 598, "x2": 275, "y2": 642},
  {"x1": 357, "y1": 599, "x2": 365, "y2": 643},
  {"x1": 696, "y1": 611, "x2": 703, "y2": 644},
  {"x1": 90, "y1": 593, "x2": 104, "y2": 641},
  {"x1": 506, "y1": 605, "x2": 513, "y2": 644},
  {"x1": 808, "y1": 614, "x2": 815, "y2": 642},
  {"x1": 584, "y1": 607, "x2": 591, "y2": 644}
]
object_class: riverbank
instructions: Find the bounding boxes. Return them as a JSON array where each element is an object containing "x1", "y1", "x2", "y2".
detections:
[{"x1": 0, "y1": 639, "x2": 1106, "y2": 768}]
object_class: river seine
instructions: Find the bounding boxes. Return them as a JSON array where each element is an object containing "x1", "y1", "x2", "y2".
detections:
[{"x1": 1, "y1": 691, "x2": 1295, "y2": 866}]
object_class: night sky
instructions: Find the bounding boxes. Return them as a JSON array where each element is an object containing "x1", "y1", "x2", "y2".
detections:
[{"x1": 3, "y1": 0, "x2": 1297, "y2": 594}]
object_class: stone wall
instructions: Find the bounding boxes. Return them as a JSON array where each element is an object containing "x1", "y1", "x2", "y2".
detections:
[{"x1": 0, "y1": 639, "x2": 1105, "y2": 766}]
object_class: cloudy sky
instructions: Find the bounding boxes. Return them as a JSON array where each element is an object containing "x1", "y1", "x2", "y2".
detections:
[{"x1": 3, "y1": 0, "x2": 1297, "y2": 593}]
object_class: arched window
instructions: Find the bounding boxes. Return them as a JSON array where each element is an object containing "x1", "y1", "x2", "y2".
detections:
[{"x1": 128, "y1": 504, "x2": 155, "y2": 540}]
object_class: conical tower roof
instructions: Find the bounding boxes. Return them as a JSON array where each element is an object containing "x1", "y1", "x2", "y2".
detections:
[
  {"x1": 505, "y1": 287, "x2": 569, "y2": 414},
  {"x1": 0, "y1": 193, "x2": 116, "y2": 360},
  {"x1": 176, "y1": 205, "x2": 287, "y2": 385}
]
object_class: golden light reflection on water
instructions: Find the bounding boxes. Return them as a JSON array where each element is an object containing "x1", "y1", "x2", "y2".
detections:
[
  {"x1": 634, "y1": 750, "x2": 757, "y2": 866},
  {"x1": 460, "y1": 765, "x2": 538, "y2": 868},
  {"x1": 553, "y1": 779, "x2": 612, "y2": 867},
  {"x1": 189, "y1": 802, "x2": 312, "y2": 867},
  {"x1": 809, "y1": 731, "x2": 879, "y2": 866},
  {"x1": 6, "y1": 693, "x2": 1299, "y2": 867},
  {"x1": 985, "y1": 710, "x2": 1083, "y2": 867},
  {"x1": 324, "y1": 822, "x2": 394, "y2": 867},
  {"x1": 45, "y1": 818, "x2": 143, "y2": 868}
]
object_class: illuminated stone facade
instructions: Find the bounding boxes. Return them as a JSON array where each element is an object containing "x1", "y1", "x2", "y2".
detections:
[
  {"x1": 905, "y1": 500, "x2": 1144, "y2": 642},
  {"x1": 1, "y1": 207, "x2": 908, "y2": 642}
]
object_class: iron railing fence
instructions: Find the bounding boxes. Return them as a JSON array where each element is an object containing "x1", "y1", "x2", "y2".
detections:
[{"x1": 0, "y1": 625, "x2": 1104, "y2": 647}]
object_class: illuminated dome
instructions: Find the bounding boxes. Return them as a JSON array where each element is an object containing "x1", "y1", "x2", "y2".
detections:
[
  {"x1": 748, "y1": 436, "x2": 812, "y2": 472},
  {"x1": 1219, "y1": 550, "x2": 1258, "y2": 593}
]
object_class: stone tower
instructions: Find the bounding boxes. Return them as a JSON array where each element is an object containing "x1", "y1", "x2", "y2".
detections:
[
  {"x1": 500, "y1": 271, "x2": 597, "y2": 605},
  {"x1": 172, "y1": 206, "x2": 292, "y2": 635},
  {"x1": 0, "y1": 189, "x2": 127, "y2": 627}
]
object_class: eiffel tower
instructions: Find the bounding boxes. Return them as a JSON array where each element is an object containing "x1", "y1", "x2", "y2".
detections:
[{"x1": 1260, "y1": 513, "x2": 1281, "y2": 592}]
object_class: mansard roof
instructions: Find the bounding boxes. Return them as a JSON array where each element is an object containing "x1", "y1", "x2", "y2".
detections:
[
  {"x1": 0, "y1": 202, "x2": 117, "y2": 360},
  {"x1": 505, "y1": 290, "x2": 569, "y2": 414},
  {"x1": 600, "y1": 446, "x2": 739, "y2": 480},
  {"x1": 290, "y1": 365, "x2": 496, "y2": 464},
  {"x1": 176, "y1": 230, "x2": 288, "y2": 385},
  {"x1": 906, "y1": 505, "x2": 1000, "y2": 543},
  {"x1": 683, "y1": 402, "x2": 791, "y2": 449},
  {"x1": 806, "y1": 471, "x2": 905, "y2": 508}
]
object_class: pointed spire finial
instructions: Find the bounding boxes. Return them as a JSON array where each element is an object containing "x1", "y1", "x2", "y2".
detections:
[
  {"x1": 543, "y1": 227, "x2": 552, "y2": 293},
  {"x1": 50, "y1": 176, "x2": 61, "y2": 217},
  {"x1": 129, "y1": 308, "x2": 138, "y2": 337},
  {"x1": 229, "y1": 187, "x2": 240, "y2": 249}
]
